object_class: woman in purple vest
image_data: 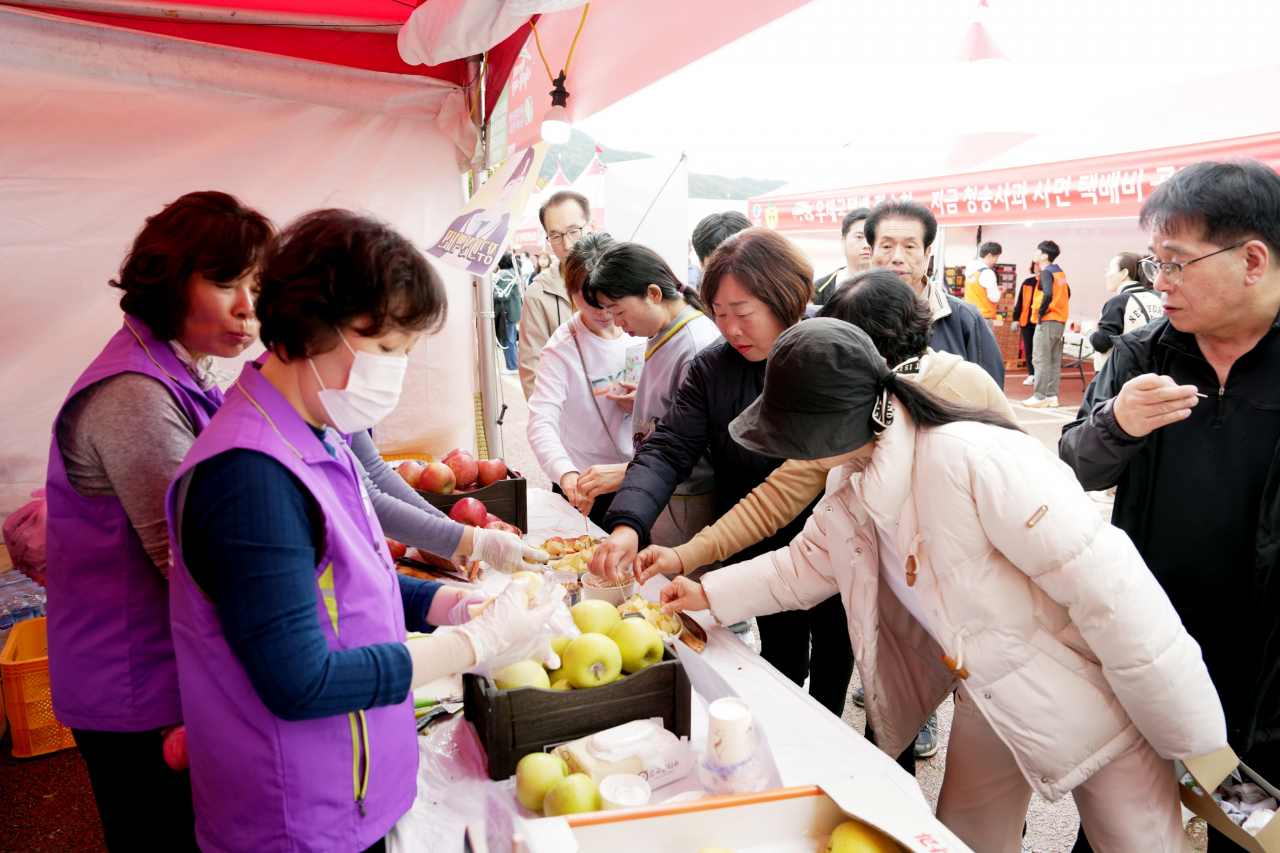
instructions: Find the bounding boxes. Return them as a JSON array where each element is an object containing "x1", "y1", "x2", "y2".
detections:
[
  {"x1": 45, "y1": 191, "x2": 272, "y2": 852},
  {"x1": 165, "y1": 209, "x2": 562, "y2": 853}
]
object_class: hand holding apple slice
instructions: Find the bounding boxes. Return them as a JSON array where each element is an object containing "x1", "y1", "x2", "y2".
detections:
[
  {"x1": 588, "y1": 526, "x2": 639, "y2": 585},
  {"x1": 659, "y1": 576, "x2": 709, "y2": 616}
]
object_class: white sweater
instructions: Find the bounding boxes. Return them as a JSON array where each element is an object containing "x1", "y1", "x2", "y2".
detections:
[{"x1": 527, "y1": 313, "x2": 640, "y2": 485}]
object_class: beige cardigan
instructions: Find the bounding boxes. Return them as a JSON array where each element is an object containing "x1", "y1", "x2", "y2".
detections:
[{"x1": 672, "y1": 349, "x2": 1016, "y2": 572}]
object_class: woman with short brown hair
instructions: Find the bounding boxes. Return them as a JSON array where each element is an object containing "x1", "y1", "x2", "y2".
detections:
[{"x1": 588, "y1": 228, "x2": 856, "y2": 716}]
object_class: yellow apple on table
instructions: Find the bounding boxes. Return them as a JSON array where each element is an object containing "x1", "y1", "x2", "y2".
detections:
[
  {"x1": 571, "y1": 599, "x2": 621, "y2": 635},
  {"x1": 543, "y1": 773, "x2": 601, "y2": 816},
  {"x1": 549, "y1": 636, "x2": 572, "y2": 660},
  {"x1": 492, "y1": 659, "x2": 551, "y2": 690},
  {"x1": 826, "y1": 819, "x2": 906, "y2": 853},
  {"x1": 609, "y1": 618, "x2": 664, "y2": 673},
  {"x1": 561, "y1": 633, "x2": 622, "y2": 688},
  {"x1": 515, "y1": 752, "x2": 570, "y2": 812}
]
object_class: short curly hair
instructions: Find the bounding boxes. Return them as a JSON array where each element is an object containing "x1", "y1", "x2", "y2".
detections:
[
  {"x1": 257, "y1": 209, "x2": 447, "y2": 360},
  {"x1": 818, "y1": 269, "x2": 933, "y2": 367},
  {"x1": 111, "y1": 191, "x2": 272, "y2": 340}
]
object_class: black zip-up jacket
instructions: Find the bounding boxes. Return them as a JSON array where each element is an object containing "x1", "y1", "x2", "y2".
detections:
[
  {"x1": 1059, "y1": 315, "x2": 1280, "y2": 751},
  {"x1": 602, "y1": 340, "x2": 820, "y2": 564}
]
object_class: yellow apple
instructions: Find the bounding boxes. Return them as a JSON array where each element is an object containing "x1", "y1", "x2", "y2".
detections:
[
  {"x1": 515, "y1": 752, "x2": 570, "y2": 812},
  {"x1": 826, "y1": 819, "x2": 905, "y2": 853},
  {"x1": 550, "y1": 636, "x2": 573, "y2": 660},
  {"x1": 561, "y1": 633, "x2": 622, "y2": 688},
  {"x1": 609, "y1": 618, "x2": 664, "y2": 673},
  {"x1": 493, "y1": 659, "x2": 551, "y2": 690},
  {"x1": 571, "y1": 599, "x2": 621, "y2": 635},
  {"x1": 551, "y1": 679, "x2": 573, "y2": 690},
  {"x1": 543, "y1": 773, "x2": 601, "y2": 816}
]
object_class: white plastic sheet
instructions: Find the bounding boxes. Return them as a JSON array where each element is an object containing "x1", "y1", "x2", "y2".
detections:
[{"x1": 0, "y1": 57, "x2": 478, "y2": 514}]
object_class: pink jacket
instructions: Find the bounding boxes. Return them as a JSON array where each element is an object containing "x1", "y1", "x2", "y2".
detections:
[{"x1": 702, "y1": 406, "x2": 1226, "y2": 801}]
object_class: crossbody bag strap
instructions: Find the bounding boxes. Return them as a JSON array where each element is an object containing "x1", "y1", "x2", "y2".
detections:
[{"x1": 571, "y1": 328, "x2": 626, "y2": 464}]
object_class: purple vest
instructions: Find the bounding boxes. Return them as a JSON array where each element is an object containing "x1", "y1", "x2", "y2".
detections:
[
  {"x1": 166, "y1": 363, "x2": 416, "y2": 853},
  {"x1": 46, "y1": 318, "x2": 224, "y2": 732}
]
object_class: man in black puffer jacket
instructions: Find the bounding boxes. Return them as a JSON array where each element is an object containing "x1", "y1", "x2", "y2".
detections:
[{"x1": 1059, "y1": 163, "x2": 1280, "y2": 853}]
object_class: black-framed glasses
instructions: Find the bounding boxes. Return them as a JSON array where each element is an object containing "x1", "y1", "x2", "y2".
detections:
[
  {"x1": 1140, "y1": 241, "x2": 1245, "y2": 286},
  {"x1": 547, "y1": 225, "x2": 585, "y2": 246}
]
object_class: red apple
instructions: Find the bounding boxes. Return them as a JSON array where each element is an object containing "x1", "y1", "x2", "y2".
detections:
[
  {"x1": 163, "y1": 724, "x2": 188, "y2": 771},
  {"x1": 443, "y1": 447, "x2": 473, "y2": 463},
  {"x1": 448, "y1": 497, "x2": 488, "y2": 527},
  {"x1": 385, "y1": 539, "x2": 407, "y2": 560},
  {"x1": 484, "y1": 519, "x2": 521, "y2": 535},
  {"x1": 395, "y1": 460, "x2": 424, "y2": 489},
  {"x1": 418, "y1": 462, "x2": 457, "y2": 494},
  {"x1": 476, "y1": 458, "x2": 507, "y2": 487},
  {"x1": 446, "y1": 453, "x2": 479, "y2": 489},
  {"x1": 485, "y1": 513, "x2": 502, "y2": 526}
]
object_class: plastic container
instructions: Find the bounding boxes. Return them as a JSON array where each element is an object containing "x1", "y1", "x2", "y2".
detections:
[{"x1": 1, "y1": 617, "x2": 77, "y2": 757}]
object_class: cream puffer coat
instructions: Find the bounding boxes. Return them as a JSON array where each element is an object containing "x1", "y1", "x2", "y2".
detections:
[{"x1": 701, "y1": 405, "x2": 1227, "y2": 801}]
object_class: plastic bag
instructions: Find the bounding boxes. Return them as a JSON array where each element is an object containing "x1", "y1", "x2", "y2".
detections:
[
  {"x1": 465, "y1": 580, "x2": 579, "y2": 677},
  {"x1": 3, "y1": 489, "x2": 47, "y2": 584}
]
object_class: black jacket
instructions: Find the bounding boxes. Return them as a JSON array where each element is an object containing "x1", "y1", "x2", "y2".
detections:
[
  {"x1": 932, "y1": 295, "x2": 1006, "y2": 386},
  {"x1": 603, "y1": 340, "x2": 820, "y2": 563},
  {"x1": 1059, "y1": 316, "x2": 1280, "y2": 751}
]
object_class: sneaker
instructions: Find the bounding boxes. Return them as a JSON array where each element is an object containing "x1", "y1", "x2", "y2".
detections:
[
  {"x1": 913, "y1": 715, "x2": 940, "y2": 758},
  {"x1": 1021, "y1": 375, "x2": 1036, "y2": 386},
  {"x1": 851, "y1": 687, "x2": 865, "y2": 708},
  {"x1": 1023, "y1": 395, "x2": 1059, "y2": 408}
]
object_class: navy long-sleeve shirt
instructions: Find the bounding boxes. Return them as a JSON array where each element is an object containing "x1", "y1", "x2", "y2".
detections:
[{"x1": 181, "y1": 425, "x2": 439, "y2": 722}]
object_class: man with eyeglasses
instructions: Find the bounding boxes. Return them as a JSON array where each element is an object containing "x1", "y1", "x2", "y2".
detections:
[
  {"x1": 518, "y1": 190, "x2": 595, "y2": 399},
  {"x1": 1061, "y1": 161, "x2": 1280, "y2": 838}
]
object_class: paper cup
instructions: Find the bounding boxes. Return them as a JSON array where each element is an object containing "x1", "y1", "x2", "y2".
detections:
[
  {"x1": 599, "y1": 774, "x2": 652, "y2": 810},
  {"x1": 706, "y1": 697, "x2": 756, "y2": 766}
]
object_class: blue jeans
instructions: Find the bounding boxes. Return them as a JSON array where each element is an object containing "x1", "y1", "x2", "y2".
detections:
[{"x1": 501, "y1": 324, "x2": 518, "y2": 371}]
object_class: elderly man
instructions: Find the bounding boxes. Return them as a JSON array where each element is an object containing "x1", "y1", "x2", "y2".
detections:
[
  {"x1": 864, "y1": 199, "x2": 1005, "y2": 384},
  {"x1": 813, "y1": 208, "x2": 873, "y2": 307},
  {"x1": 1061, "y1": 159, "x2": 1280, "y2": 851},
  {"x1": 518, "y1": 189, "x2": 595, "y2": 399}
]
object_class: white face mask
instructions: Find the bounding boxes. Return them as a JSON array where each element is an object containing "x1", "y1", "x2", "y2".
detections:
[{"x1": 309, "y1": 335, "x2": 408, "y2": 434}]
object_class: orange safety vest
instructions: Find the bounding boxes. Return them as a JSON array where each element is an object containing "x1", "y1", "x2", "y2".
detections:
[
  {"x1": 1017, "y1": 279, "x2": 1039, "y2": 325},
  {"x1": 963, "y1": 266, "x2": 998, "y2": 319},
  {"x1": 1039, "y1": 265, "x2": 1070, "y2": 323}
]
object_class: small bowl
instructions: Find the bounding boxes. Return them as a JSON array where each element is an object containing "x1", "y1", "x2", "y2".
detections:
[
  {"x1": 599, "y1": 773, "x2": 652, "y2": 810},
  {"x1": 581, "y1": 578, "x2": 638, "y2": 606}
]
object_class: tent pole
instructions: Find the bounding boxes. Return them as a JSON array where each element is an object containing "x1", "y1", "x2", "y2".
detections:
[{"x1": 470, "y1": 54, "x2": 502, "y2": 459}]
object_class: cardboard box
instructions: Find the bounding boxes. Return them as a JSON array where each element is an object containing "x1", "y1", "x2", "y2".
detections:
[
  {"x1": 469, "y1": 778, "x2": 974, "y2": 853},
  {"x1": 1180, "y1": 747, "x2": 1280, "y2": 852},
  {"x1": 464, "y1": 649, "x2": 691, "y2": 781},
  {"x1": 417, "y1": 471, "x2": 528, "y2": 534}
]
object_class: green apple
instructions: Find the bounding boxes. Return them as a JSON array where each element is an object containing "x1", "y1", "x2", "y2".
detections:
[
  {"x1": 609, "y1": 618, "x2": 664, "y2": 673},
  {"x1": 546, "y1": 666, "x2": 567, "y2": 683},
  {"x1": 549, "y1": 636, "x2": 572, "y2": 663},
  {"x1": 570, "y1": 599, "x2": 621, "y2": 635},
  {"x1": 515, "y1": 751, "x2": 571, "y2": 812},
  {"x1": 562, "y1": 633, "x2": 622, "y2": 688},
  {"x1": 493, "y1": 659, "x2": 551, "y2": 690},
  {"x1": 826, "y1": 819, "x2": 904, "y2": 853},
  {"x1": 550, "y1": 679, "x2": 573, "y2": 690},
  {"x1": 543, "y1": 773, "x2": 602, "y2": 816}
]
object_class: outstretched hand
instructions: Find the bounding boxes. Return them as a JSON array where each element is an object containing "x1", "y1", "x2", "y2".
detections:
[
  {"x1": 588, "y1": 525, "x2": 639, "y2": 584},
  {"x1": 659, "y1": 576, "x2": 709, "y2": 615},
  {"x1": 634, "y1": 544, "x2": 684, "y2": 584}
]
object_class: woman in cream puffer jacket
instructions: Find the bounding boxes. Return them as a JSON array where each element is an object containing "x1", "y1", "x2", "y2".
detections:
[{"x1": 662, "y1": 319, "x2": 1226, "y2": 853}]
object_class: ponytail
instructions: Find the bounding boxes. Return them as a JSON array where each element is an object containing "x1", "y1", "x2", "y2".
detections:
[
  {"x1": 888, "y1": 377, "x2": 1022, "y2": 433},
  {"x1": 677, "y1": 281, "x2": 706, "y2": 312},
  {"x1": 583, "y1": 242, "x2": 701, "y2": 311}
]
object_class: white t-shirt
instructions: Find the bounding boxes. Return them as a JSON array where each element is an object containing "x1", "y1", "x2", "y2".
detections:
[
  {"x1": 526, "y1": 313, "x2": 641, "y2": 484},
  {"x1": 968, "y1": 260, "x2": 1001, "y2": 303},
  {"x1": 875, "y1": 524, "x2": 940, "y2": 645}
]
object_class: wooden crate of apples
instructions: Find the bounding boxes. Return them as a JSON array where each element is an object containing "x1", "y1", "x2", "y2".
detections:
[{"x1": 391, "y1": 447, "x2": 527, "y2": 536}]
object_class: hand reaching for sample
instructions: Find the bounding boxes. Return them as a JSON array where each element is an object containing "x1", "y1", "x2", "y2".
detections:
[
  {"x1": 659, "y1": 576, "x2": 709, "y2": 615},
  {"x1": 469, "y1": 527, "x2": 548, "y2": 573},
  {"x1": 588, "y1": 525, "x2": 639, "y2": 584},
  {"x1": 634, "y1": 544, "x2": 684, "y2": 584},
  {"x1": 1112, "y1": 373, "x2": 1200, "y2": 438},
  {"x1": 559, "y1": 471, "x2": 582, "y2": 507},
  {"x1": 456, "y1": 577, "x2": 565, "y2": 672},
  {"x1": 606, "y1": 380, "x2": 638, "y2": 414},
  {"x1": 577, "y1": 463, "x2": 627, "y2": 500}
]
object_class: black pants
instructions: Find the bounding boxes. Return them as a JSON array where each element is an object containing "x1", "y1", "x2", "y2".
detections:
[
  {"x1": 551, "y1": 483, "x2": 615, "y2": 530},
  {"x1": 73, "y1": 727, "x2": 199, "y2": 853},
  {"x1": 1021, "y1": 323, "x2": 1037, "y2": 374},
  {"x1": 755, "y1": 593, "x2": 855, "y2": 717},
  {"x1": 864, "y1": 723, "x2": 917, "y2": 777}
]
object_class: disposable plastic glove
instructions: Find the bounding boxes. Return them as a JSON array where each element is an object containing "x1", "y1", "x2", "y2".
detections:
[
  {"x1": 456, "y1": 577, "x2": 566, "y2": 674},
  {"x1": 445, "y1": 589, "x2": 493, "y2": 625},
  {"x1": 469, "y1": 527, "x2": 549, "y2": 573}
]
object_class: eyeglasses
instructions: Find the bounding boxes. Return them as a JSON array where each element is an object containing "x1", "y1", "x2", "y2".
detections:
[
  {"x1": 547, "y1": 225, "x2": 586, "y2": 246},
  {"x1": 1140, "y1": 241, "x2": 1245, "y2": 286}
]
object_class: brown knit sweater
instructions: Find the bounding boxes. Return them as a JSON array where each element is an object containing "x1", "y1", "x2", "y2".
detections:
[{"x1": 671, "y1": 349, "x2": 1015, "y2": 572}]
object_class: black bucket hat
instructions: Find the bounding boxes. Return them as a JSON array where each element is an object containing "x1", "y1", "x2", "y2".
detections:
[{"x1": 729, "y1": 318, "x2": 893, "y2": 460}]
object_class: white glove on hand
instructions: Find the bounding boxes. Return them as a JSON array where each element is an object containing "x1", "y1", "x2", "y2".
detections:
[
  {"x1": 470, "y1": 527, "x2": 549, "y2": 573},
  {"x1": 446, "y1": 589, "x2": 493, "y2": 625},
  {"x1": 456, "y1": 577, "x2": 565, "y2": 673}
]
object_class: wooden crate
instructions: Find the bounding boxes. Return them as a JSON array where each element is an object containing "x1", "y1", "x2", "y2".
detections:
[
  {"x1": 464, "y1": 649, "x2": 692, "y2": 780},
  {"x1": 416, "y1": 471, "x2": 528, "y2": 533}
]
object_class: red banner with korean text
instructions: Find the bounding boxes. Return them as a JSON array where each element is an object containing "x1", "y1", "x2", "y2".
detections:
[{"x1": 748, "y1": 131, "x2": 1280, "y2": 232}]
